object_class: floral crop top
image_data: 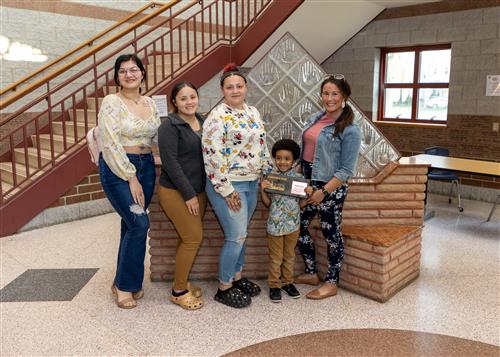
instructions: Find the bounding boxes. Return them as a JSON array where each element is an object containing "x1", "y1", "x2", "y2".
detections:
[
  {"x1": 202, "y1": 102, "x2": 272, "y2": 197},
  {"x1": 98, "y1": 94, "x2": 160, "y2": 181}
]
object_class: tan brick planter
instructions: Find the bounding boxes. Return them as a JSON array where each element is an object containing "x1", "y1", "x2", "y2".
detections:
[
  {"x1": 148, "y1": 161, "x2": 428, "y2": 301},
  {"x1": 339, "y1": 225, "x2": 422, "y2": 302}
]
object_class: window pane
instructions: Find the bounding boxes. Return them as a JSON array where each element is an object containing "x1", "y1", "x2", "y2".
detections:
[
  {"x1": 385, "y1": 51, "x2": 415, "y2": 83},
  {"x1": 419, "y1": 49, "x2": 451, "y2": 83},
  {"x1": 384, "y1": 88, "x2": 412, "y2": 119},
  {"x1": 418, "y1": 88, "x2": 448, "y2": 120}
]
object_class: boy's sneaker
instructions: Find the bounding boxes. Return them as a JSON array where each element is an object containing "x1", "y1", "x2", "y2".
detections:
[
  {"x1": 282, "y1": 284, "x2": 301, "y2": 298},
  {"x1": 269, "y1": 288, "x2": 281, "y2": 303}
]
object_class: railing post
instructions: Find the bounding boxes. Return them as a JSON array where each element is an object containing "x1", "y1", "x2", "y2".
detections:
[
  {"x1": 229, "y1": 0, "x2": 233, "y2": 43},
  {"x1": 21, "y1": 126, "x2": 30, "y2": 177},
  {"x1": 133, "y1": 28, "x2": 138, "y2": 53},
  {"x1": 9, "y1": 135, "x2": 18, "y2": 187},
  {"x1": 46, "y1": 82, "x2": 55, "y2": 163},
  {"x1": 93, "y1": 52, "x2": 100, "y2": 121}
]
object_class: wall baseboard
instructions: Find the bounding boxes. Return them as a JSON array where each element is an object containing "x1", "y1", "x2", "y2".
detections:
[{"x1": 19, "y1": 198, "x2": 114, "y2": 233}]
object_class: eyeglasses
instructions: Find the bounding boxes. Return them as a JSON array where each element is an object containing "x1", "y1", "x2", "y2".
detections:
[
  {"x1": 324, "y1": 73, "x2": 345, "y2": 80},
  {"x1": 118, "y1": 67, "x2": 141, "y2": 76}
]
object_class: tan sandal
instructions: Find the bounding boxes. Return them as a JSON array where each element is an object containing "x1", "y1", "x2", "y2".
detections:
[
  {"x1": 132, "y1": 289, "x2": 144, "y2": 300},
  {"x1": 306, "y1": 282, "x2": 337, "y2": 300},
  {"x1": 111, "y1": 285, "x2": 137, "y2": 309},
  {"x1": 111, "y1": 284, "x2": 143, "y2": 300},
  {"x1": 187, "y1": 282, "x2": 202, "y2": 298},
  {"x1": 170, "y1": 291, "x2": 204, "y2": 310}
]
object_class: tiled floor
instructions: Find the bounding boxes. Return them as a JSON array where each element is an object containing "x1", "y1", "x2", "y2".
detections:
[{"x1": 0, "y1": 194, "x2": 499, "y2": 356}]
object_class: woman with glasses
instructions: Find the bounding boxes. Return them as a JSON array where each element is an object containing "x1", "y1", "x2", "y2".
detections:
[
  {"x1": 98, "y1": 53, "x2": 160, "y2": 309},
  {"x1": 202, "y1": 63, "x2": 272, "y2": 308},
  {"x1": 295, "y1": 74, "x2": 361, "y2": 300},
  {"x1": 157, "y1": 81, "x2": 206, "y2": 310}
]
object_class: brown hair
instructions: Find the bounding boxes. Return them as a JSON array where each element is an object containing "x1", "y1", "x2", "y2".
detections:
[
  {"x1": 170, "y1": 81, "x2": 199, "y2": 113},
  {"x1": 320, "y1": 76, "x2": 354, "y2": 137}
]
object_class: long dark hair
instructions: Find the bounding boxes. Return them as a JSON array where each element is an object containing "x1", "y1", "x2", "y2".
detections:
[
  {"x1": 113, "y1": 53, "x2": 146, "y2": 90},
  {"x1": 170, "y1": 81, "x2": 199, "y2": 113},
  {"x1": 320, "y1": 76, "x2": 354, "y2": 137}
]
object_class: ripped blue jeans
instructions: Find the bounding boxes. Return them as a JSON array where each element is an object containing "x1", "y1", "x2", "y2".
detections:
[
  {"x1": 99, "y1": 153, "x2": 156, "y2": 292},
  {"x1": 206, "y1": 179, "x2": 259, "y2": 284}
]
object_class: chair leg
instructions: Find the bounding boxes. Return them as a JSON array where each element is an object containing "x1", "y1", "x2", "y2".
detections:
[
  {"x1": 486, "y1": 194, "x2": 500, "y2": 222},
  {"x1": 448, "y1": 181, "x2": 454, "y2": 204},
  {"x1": 456, "y1": 179, "x2": 463, "y2": 212}
]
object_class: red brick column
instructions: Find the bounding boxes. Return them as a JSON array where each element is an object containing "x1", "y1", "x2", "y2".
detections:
[
  {"x1": 149, "y1": 162, "x2": 428, "y2": 296},
  {"x1": 148, "y1": 184, "x2": 270, "y2": 282}
]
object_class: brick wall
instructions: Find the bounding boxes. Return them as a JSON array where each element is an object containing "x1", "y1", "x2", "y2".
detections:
[
  {"x1": 148, "y1": 162, "x2": 427, "y2": 282},
  {"x1": 48, "y1": 170, "x2": 105, "y2": 208}
]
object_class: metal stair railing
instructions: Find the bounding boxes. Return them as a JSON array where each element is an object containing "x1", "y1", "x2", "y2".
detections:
[{"x1": 0, "y1": 0, "x2": 273, "y2": 203}]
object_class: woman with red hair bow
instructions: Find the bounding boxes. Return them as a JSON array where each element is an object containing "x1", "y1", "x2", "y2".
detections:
[{"x1": 202, "y1": 63, "x2": 272, "y2": 308}]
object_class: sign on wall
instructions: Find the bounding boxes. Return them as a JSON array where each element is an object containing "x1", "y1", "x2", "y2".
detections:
[{"x1": 485, "y1": 75, "x2": 500, "y2": 96}]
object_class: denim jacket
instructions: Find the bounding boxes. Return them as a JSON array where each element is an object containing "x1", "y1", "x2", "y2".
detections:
[{"x1": 301, "y1": 110, "x2": 362, "y2": 183}]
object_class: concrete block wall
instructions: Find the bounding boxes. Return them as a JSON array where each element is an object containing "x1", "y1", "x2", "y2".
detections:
[
  {"x1": 1, "y1": 7, "x2": 115, "y2": 88},
  {"x1": 323, "y1": 7, "x2": 500, "y2": 117},
  {"x1": 321, "y1": 5, "x2": 500, "y2": 203},
  {"x1": 322, "y1": 6, "x2": 500, "y2": 167}
]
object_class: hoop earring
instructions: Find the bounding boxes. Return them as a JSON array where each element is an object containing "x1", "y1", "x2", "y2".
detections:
[{"x1": 341, "y1": 100, "x2": 345, "y2": 109}]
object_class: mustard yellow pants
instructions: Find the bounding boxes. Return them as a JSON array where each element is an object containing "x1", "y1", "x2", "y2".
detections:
[{"x1": 158, "y1": 186, "x2": 207, "y2": 291}]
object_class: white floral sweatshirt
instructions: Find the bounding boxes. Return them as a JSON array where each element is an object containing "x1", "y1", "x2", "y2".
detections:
[{"x1": 202, "y1": 102, "x2": 272, "y2": 197}]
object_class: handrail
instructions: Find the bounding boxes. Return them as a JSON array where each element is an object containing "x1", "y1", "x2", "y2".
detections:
[
  {"x1": 0, "y1": 1, "x2": 166, "y2": 98},
  {"x1": 0, "y1": 0, "x2": 275, "y2": 205},
  {"x1": 0, "y1": 0, "x2": 180, "y2": 110}
]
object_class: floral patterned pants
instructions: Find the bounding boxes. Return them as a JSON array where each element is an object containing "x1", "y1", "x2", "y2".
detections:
[{"x1": 297, "y1": 161, "x2": 348, "y2": 283}]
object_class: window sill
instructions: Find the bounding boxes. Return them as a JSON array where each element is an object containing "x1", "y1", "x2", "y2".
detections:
[{"x1": 373, "y1": 120, "x2": 447, "y2": 129}]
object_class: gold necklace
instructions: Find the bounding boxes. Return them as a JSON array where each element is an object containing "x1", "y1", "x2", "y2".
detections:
[{"x1": 121, "y1": 92, "x2": 141, "y2": 105}]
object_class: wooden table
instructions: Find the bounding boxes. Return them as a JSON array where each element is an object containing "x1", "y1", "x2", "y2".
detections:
[
  {"x1": 400, "y1": 155, "x2": 500, "y2": 221},
  {"x1": 400, "y1": 154, "x2": 500, "y2": 176}
]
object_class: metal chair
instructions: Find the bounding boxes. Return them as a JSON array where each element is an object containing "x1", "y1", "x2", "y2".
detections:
[
  {"x1": 424, "y1": 146, "x2": 463, "y2": 212},
  {"x1": 486, "y1": 194, "x2": 499, "y2": 222}
]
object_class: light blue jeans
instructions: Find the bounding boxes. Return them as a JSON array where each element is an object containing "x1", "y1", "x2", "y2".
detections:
[{"x1": 205, "y1": 179, "x2": 259, "y2": 284}]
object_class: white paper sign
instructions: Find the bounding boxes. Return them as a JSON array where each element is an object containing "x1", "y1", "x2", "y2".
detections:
[
  {"x1": 290, "y1": 181, "x2": 308, "y2": 197},
  {"x1": 485, "y1": 75, "x2": 500, "y2": 96},
  {"x1": 152, "y1": 95, "x2": 169, "y2": 117}
]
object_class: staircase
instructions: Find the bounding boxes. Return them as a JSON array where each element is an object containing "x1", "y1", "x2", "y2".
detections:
[{"x1": 0, "y1": 0, "x2": 303, "y2": 237}]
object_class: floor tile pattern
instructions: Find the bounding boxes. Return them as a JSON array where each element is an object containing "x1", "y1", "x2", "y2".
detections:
[
  {"x1": 0, "y1": 268, "x2": 98, "y2": 302},
  {"x1": 0, "y1": 194, "x2": 498, "y2": 356}
]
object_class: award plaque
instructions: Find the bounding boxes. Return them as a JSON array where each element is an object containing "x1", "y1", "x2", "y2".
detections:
[{"x1": 264, "y1": 173, "x2": 310, "y2": 198}]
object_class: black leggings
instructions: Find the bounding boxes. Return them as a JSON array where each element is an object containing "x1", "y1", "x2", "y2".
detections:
[{"x1": 297, "y1": 160, "x2": 348, "y2": 283}]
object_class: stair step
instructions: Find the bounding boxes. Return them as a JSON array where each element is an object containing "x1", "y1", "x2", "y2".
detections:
[
  {"x1": 67, "y1": 109, "x2": 97, "y2": 124},
  {"x1": 147, "y1": 53, "x2": 183, "y2": 66},
  {"x1": 103, "y1": 86, "x2": 119, "y2": 95},
  {"x1": 13, "y1": 148, "x2": 53, "y2": 169},
  {"x1": 52, "y1": 121, "x2": 92, "y2": 140},
  {"x1": 86, "y1": 97, "x2": 104, "y2": 110},
  {"x1": 32, "y1": 134, "x2": 76, "y2": 153},
  {"x1": 1, "y1": 181, "x2": 13, "y2": 193},
  {"x1": 0, "y1": 162, "x2": 32, "y2": 185}
]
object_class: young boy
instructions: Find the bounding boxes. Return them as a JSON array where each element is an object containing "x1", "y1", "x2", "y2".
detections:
[{"x1": 260, "y1": 139, "x2": 312, "y2": 303}]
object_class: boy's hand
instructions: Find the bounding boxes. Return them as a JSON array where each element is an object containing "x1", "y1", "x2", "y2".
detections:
[
  {"x1": 260, "y1": 179, "x2": 271, "y2": 190},
  {"x1": 305, "y1": 186, "x2": 313, "y2": 196}
]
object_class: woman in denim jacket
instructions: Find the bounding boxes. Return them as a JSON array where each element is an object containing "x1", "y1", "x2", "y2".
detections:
[{"x1": 295, "y1": 75, "x2": 362, "y2": 300}]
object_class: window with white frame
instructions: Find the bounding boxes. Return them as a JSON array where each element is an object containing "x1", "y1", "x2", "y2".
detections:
[{"x1": 378, "y1": 44, "x2": 451, "y2": 123}]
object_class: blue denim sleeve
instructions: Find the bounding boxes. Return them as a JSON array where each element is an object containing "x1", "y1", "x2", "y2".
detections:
[{"x1": 334, "y1": 124, "x2": 362, "y2": 182}]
